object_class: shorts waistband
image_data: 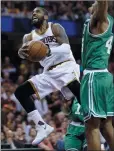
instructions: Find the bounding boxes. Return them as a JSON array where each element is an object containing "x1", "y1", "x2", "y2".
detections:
[
  {"x1": 84, "y1": 69, "x2": 108, "y2": 76},
  {"x1": 70, "y1": 121, "x2": 84, "y2": 127},
  {"x1": 47, "y1": 60, "x2": 71, "y2": 71}
]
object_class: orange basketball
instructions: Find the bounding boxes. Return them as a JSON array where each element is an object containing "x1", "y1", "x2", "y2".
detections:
[{"x1": 27, "y1": 40, "x2": 48, "y2": 62}]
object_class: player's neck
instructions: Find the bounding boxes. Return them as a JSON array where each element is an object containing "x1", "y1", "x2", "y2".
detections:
[{"x1": 36, "y1": 21, "x2": 48, "y2": 35}]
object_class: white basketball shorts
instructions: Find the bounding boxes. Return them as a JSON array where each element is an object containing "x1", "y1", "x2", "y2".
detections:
[{"x1": 28, "y1": 61, "x2": 80, "y2": 100}]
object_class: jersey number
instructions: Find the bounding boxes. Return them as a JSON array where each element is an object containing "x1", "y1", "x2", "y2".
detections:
[
  {"x1": 75, "y1": 104, "x2": 81, "y2": 115},
  {"x1": 106, "y1": 36, "x2": 113, "y2": 54}
]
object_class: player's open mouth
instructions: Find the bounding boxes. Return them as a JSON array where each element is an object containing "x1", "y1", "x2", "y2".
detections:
[
  {"x1": 33, "y1": 17, "x2": 37, "y2": 19},
  {"x1": 32, "y1": 17, "x2": 38, "y2": 22}
]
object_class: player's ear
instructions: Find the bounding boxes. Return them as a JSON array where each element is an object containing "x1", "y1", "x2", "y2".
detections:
[{"x1": 44, "y1": 15, "x2": 48, "y2": 20}]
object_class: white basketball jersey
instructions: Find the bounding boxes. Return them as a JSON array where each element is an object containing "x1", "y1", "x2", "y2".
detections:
[{"x1": 31, "y1": 22, "x2": 76, "y2": 70}]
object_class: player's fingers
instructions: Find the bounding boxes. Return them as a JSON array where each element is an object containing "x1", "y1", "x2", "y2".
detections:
[
  {"x1": 22, "y1": 45, "x2": 29, "y2": 49},
  {"x1": 21, "y1": 48, "x2": 29, "y2": 53},
  {"x1": 22, "y1": 42, "x2": 30, "y2": 48},
  {"x1": 21, "y1": 52, "x2": 29, "y2": 58}
]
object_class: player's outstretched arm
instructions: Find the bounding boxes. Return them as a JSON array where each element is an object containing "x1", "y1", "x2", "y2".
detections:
[
  {"x1": 91, "y1": 0, "x2": 108, "y2": 27},
  {"x1": 18, "y1": 33, "x2": 32, "y2": 59}
]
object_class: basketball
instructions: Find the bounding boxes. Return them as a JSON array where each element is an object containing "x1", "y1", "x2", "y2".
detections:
[{"x1": 27, "y1": 40, "x2": 48, "y2": 62}]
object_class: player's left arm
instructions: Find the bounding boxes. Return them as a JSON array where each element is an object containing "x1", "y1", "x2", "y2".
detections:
[
  {"x1": 91, "y1": 0, "x2": 108, "y2": 27},
  {"x1": 47, "y1": 23, "x2": 71, "y2": 54},
  {"x1": 52, "y1": 23, "x2": 69, "y2": 44},
  {"x1": 94, "y1": 0, "x2": 108, "y2": 21}
]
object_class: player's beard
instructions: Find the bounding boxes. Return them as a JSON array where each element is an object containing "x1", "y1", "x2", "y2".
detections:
[{"x1": 32, "y1": 17, "x2": 44, "y2": 28}]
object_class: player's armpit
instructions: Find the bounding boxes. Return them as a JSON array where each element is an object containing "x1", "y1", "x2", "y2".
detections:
[{"x1": 52, "y1": 23, "x2": 69, "y2": 44}]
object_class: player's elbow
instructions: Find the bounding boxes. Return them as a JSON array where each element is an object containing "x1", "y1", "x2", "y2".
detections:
[{"x1": 62, "y1": 43, "x2": 71, "y2": 53}]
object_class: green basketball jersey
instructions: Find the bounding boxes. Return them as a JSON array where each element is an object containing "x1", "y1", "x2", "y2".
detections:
[
  {"x1": 69, "y1": 98, "x2": 84, "y2": 122},
  {"x1": 81, "y1": 14, "x2": 114, "y2": 70}
]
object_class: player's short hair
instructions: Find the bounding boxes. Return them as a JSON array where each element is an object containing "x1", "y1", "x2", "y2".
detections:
[
  {"x1": 35, "y1": 7, "x2": 48, "y2": 16},
  {"x1": 42, "y1": 8, "x2": 48, "y2": 16}
]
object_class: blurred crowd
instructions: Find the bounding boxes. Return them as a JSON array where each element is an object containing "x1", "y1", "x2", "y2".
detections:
[
  {"x1": 2, "y1": 1, "x2": 114, "y2": 21},
  {"x1": 1, "y1": 56, "x2": 70, "y2": 150},
  {"x1": 2, "y1": 1, "x2": 114, "y2": 25},
  {"x1": 1, "y1": 1, "x2": 94, "y2": 21}
]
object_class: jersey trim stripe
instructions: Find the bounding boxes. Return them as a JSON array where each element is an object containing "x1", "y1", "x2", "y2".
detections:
[{"x1": 87, "y1": 18, "x2": 110, "y2": 37}]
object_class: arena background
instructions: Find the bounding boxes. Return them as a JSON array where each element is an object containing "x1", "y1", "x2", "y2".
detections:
[{"x1": 1, "y1": 1, "x2": 114, "y2": 151}]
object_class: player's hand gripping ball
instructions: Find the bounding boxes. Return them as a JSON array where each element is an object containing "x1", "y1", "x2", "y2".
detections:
[
  {"x1": 22, "y1": 40, "x2": 49, "y2": 62},
  {"x1": 28, "y1": 40, "x2": 49, "y2": 62}
]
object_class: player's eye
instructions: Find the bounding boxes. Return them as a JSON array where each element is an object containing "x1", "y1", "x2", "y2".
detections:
[{"x1": 36, "y1": 10, "x2": 40, "y2": 13}]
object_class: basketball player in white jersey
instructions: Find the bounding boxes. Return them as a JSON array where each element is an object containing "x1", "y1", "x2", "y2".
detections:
[{"x1": 15, "y1": 7, "x2": 80, "y2": 145}]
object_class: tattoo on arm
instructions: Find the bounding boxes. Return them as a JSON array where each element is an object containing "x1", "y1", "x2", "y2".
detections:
[{"x1": 52, "y1": 23, "x2": 69, "y2": 44}]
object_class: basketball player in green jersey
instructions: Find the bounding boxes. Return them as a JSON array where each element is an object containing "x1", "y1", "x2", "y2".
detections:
[
  {"x1": 63, "y1": 98, "x2": 87, "y2": 151},
  {"x1": 81, "y1": 0, "x2": 114, "y2": 150}
]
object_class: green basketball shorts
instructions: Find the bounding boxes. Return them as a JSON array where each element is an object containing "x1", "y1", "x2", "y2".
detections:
[
  {"x1": 64, "y1": 124, "x2": 86, "y2": 151},
  {"x1": 81, "y1": 70, "x2": 114, "y2": 121}
]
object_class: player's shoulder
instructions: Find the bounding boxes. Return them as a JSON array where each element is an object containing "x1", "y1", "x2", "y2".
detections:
[
  {"x1": 23, "y1": 33, "x2": 32, "y2": 39},
  {"x1": 51, "y1": 23, "x2": 65, "y2": 36},
  {"x1": 23, "y1": 33, "x2": 32, "y2": 43},
  {"x1": 52, "y1": 23, "x2": 65, "y2": 31},
  {"x1": 53, "y1": 23, "x2": 64, "y2": 28}
]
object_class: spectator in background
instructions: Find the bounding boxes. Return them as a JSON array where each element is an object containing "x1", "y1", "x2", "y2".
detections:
[
  {"x1": 48, "y1": 120, "x2": 56, "y2": 130},
  {"x1": 2, "y1": 56, "x2": 16, "y2": 74},
  {"x1": 49, "y1": 132, "x2": 58, "y2": 150},
  {"x1": 1, "y1": 1, "x2": 96, "y2": 20},
  {"x1": 15, "y1": 114, "x2": 23, "y2": 124},
  {"x1": 19, "y1": 4, "x2": 32, "y2": 18},
  {"x1": 16, "y1": 75, "x2": 25, "y2": 85},
  {"x1": 7, "y1": 1, "x2": 20, "y2": 16},
  {"x1": 1, "y1": 131, "x2": 7, "y2": 144},
  {"x1": 2, "y1": 72, "x2": 12, "y2": 83},
  {"x1": 6, "y1": 130, "x2": 17, "y2": 149},
  {"x1": 1, "y1": 105, "x2": 10, "y2": 126},
  {"x1": 6, "y1": 111, "x2": 16, "y2": 131},
  {"x1": 1, "y1": 2, "x2": 8, "y2": 15},
  {"x1": 6, "y1": 130, "x2": 24, "y2": 149},
  {"x1": 15, "y1": 127, "x2": 27, "y2": 143},
  {"x1": 38, "y1": 138, "x2": 54, "y2": 151},
  {"x1": 28, "y1": 127, "x2": 36, "y2": 143},
  {"x1": 19, "y1": 63, "x2": 30, "y2": 79},
  {"x1": 43, "y1": 110, "x2": 53, "y2": 124},
  {"x1": 54, "y1": 112, "x2": 65, "y2": 129}
]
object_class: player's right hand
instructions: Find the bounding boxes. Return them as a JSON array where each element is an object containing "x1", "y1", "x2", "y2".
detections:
[{"x1": 18, "y1": 43, "x2": 29, "y2": 59}]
